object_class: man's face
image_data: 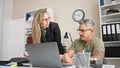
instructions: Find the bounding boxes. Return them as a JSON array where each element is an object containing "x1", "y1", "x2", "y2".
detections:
[
  {"x1": 77, "y1": 24, "x2": 94, "y2": 42},
  {"x1": 40, "y1": 13, "x2": 50, "y2": 30}
]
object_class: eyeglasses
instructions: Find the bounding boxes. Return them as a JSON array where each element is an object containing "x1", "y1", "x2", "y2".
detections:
[
  {"x1": 77, "y1": 29, "x2": 91, "y2": 33},
  {"x1": 42, "y1": 17, "x2": 51, "y2": 22}
]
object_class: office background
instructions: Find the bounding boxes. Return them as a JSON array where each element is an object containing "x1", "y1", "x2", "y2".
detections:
[
  {"x1": 0, "y1": 0, "x2": 100, "y2": 59},
  {"x1": 0, "y1": 0, "x2": 119, "y2": 67},
  {"x1": 18, "y1": 0, "x2": 101, "y2": 51}
]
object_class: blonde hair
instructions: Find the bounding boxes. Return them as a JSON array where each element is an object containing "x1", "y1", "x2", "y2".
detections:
[{"x1": 32, "y1": 8, "x2": 48, "y2": 43}]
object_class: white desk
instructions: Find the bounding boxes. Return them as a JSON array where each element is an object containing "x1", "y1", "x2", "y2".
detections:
[{"x1": 0, "y1": 65, "x2": 115, "y2": 68}]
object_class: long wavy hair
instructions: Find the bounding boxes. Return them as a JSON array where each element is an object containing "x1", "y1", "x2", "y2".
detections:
[{"x1": 32, "y1": 8, "x2": 48, "y2": 43}]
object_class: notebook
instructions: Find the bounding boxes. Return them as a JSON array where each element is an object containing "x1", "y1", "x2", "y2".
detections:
[{"x1": 26, "y1": 42, "x2": 63, "y2": 68}]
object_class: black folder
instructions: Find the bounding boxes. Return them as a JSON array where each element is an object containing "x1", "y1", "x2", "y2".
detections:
[
  {"x1": 102, "y1": 25, "x2": 107, "y2": 41},
  {"x1": 102, "y1": 23, "x2": 120, "y2": 41},
  {"x1": 116, "y1": 23, "x2": 120, "y2": 41},
  {"x1": 107, "y1": 24, "x2": 112, "y2": 41}
]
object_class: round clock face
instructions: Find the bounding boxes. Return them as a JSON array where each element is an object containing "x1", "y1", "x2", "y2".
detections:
[{"x1": 72, "y1": 9, "x2": 85, "y2": 22}]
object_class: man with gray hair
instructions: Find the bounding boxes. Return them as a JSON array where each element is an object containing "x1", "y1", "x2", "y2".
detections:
[{"x1": 61, "y1": 19, "x2": 105, "y2": 64}]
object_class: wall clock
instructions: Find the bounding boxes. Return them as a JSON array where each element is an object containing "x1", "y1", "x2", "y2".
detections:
[{"x1": 72, "y1": 9, "x2": 85, "y2": 22}]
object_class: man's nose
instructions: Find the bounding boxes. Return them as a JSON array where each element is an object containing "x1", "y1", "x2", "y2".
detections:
[{"x1": 79, "y1": 31, "x2": 83, "y2": 35}]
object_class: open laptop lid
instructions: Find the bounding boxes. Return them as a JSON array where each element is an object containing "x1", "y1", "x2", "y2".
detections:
[{"x1": 26, "y1": 42, "x2": 63, "y2": 68}]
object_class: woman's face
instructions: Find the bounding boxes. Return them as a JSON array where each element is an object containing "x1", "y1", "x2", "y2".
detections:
[{"x1": 40, "y1": 13, "x2": 50, "y2": 30}]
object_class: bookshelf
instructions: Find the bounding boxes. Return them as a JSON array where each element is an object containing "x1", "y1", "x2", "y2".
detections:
[
  {"x1": 24, "y1": 10, "x2": 35, "y2": 45},
  {"x1": 99, "y1": 0, "x2": 120, "y2": 58}
]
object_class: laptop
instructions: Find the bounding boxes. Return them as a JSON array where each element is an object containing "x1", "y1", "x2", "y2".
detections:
[{"x1": 26, "y1": 42, "x2": 63, "y2": 68}]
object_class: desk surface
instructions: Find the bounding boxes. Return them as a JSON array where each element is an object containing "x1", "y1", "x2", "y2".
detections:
[{"x1": 0, "y1": 65, "x2": 115, "y2": 68}]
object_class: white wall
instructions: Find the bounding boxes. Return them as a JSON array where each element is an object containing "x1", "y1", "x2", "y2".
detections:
[
  {"x1": 12, "y1": 0, "x2": 100, "y2": 50},
  {"x1": 2, "y1": 0, "x2": 25, "y2": 60},
  {"x1": 0, "y1": 0, "x2": 3, "y2": 60}
]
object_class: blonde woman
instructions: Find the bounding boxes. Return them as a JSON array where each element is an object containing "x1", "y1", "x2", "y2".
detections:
[{"x1": 32, "y1": 8, "x2": 65, "y2": 54}]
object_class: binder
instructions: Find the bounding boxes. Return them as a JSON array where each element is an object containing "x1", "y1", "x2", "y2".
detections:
[
  {"x1": 111, "y1": 24, "x2": 117, "y2": 41},
  {"x1": 26, "y1": 13, "x2": 31, "y2": 21},
  {"x1": 102, "y1": 23, "x2": 120, "y2": 41},
  {"x1": 116, "y1": 23, "x2": 120, "y2": 41},
  {"x1": 114, "y1": 24, "x2": 118, "y2": 41},
  {"x1": 110, "y1": 24, "x2": 113, "y2": 41},
  {"x1": 100, "y1": 0, "x2": 104, "y2": 6},
  {"x1": 102, "y1": 25, "x2": 108, "y2": 41},
  {"x1": 107, "y1": 24, "x2": 112, "y2": 41}
]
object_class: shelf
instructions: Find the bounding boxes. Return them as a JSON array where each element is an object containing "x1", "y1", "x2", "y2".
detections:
[
  {"x1": 99, "y1": 0, "x2": 120, "y2": 59},
  {"x1": 104, "y1": 42, "x2": 120, "y2": 47},
  {"x1": 100, "y1": 13, "x2": 120, "y2": 22},
  {"x1": 25, "y1": 30, "x2": 32, "y2": 35},
  {"x1": 26, "y1": 20, "x2": 32, "y2": 23},
  {"x1": 101, "y1": 12, "x2": 120, "y2": 18},
  {"x1": 105, "y1": 57, "x2": 120, "y2": 59},
  {"x1": 100, "y1": 1, "x2": 120, "y2": 22},
  {"x1": 100, "y1": 2, "x2": 120, "y2": 8},
  {"x1": 101, "y1": 20, "x2": 120, "y2": 25},
  {"x1": 25, "y1": 33, "x2": 32, "y2": 35},
  {"x1": 104, "y1": 41, "x2": 120, "y2": 43},
  {"x1": 26, "y1": 27, "x2": 31, "y2": 29}
]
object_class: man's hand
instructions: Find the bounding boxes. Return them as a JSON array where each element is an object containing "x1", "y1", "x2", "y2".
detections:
[{"x1": 61, "y1": 53, "x2": 74, "y2": 64}]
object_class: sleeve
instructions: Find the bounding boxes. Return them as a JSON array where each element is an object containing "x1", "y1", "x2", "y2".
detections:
[
  {"x1": 69, "y1": 39, "x2": 80, "y2": 53},
  {"x1": 93, "y1": 38, "x2": 105, "y2": 52},
  {"x1": 92, "y1": 38, "x2": 105, "y2": 60},
  {"x1": 54, "y1": 23, "x2": 65, "y2": 54},
  {"x1": 69, "y1": 40, "x2": 77, "y2": 51}
]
